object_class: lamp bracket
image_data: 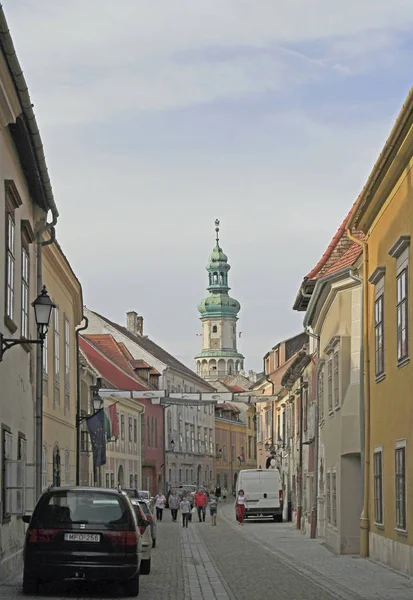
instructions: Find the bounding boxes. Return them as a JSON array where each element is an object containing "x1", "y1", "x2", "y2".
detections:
[{"x1": 0, "y1": 333, "x2": 42, "y2": 362}]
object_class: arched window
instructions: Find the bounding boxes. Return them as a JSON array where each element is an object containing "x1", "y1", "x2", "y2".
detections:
[
  {"x1": 212, "y1": 325, "x2": 218, "y2": 333},
  {"x1": 213, "y1": 272, "x2": 218, "y2": 284},
  {"x1": 53, "y1": 445, "x2": 61, "y2": 487},
  {"x1": 167, "y1": 410, "x2": 172, "y2": 433},
  {"x1": 220, "y1": 272, "x2": 224, "y2": 284}
]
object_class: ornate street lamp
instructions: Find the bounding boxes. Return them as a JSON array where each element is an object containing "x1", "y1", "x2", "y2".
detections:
[{"x1": 0, "y1": 285, "x2": 55, "y2": 361}]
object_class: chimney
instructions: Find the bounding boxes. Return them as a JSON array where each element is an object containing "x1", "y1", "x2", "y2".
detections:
[
  {"x1": 137, "y1": 316, "x2": 143, "y2": 336},
  {"x1": 126, "y1": 311, "x2": 138, "y2": 335}
]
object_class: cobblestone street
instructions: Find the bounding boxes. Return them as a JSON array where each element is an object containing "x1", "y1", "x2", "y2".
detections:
[{"x1": 1, "y1": 504, "x2": 412, "y2": 600}]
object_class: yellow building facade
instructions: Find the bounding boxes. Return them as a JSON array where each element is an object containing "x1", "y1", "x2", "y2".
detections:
[
  {"x1": 42, "y1": 241, "x2": 83, "y2": 489},
  {"x1": 348, "y1": 87, "x2": 413, "y2": 574},
  {"x1": 215, "y1": 404, "x2": 246, "y2": 496}
]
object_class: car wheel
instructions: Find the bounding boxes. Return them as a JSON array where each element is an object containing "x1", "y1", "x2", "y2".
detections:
[
  {"x1": 140, "y1": 558, "x2": 151, "y2": 575},
  {"x1": 23, "y1": 573, "x2": 39, "y2": 594},
  {"x1": 124, "y1": 574, "x2": 140, "y2": 596},
  {"x1": 152, "y1": 537, "x2": 156, "y2": 548}
]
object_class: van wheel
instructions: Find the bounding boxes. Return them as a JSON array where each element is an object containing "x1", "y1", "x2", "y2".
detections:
[
  {"x1": 23, "y1": 573, "x2": 39, "y2": 594},
  {"x1": 140, "y1": 558, "x2": 151, "y2": 575},
  {"x1": 124, "y1": 574, "x2": 139, "y2": 596},
  {"x1": 273, "y1": 514, "x2": 283, "y2": 522}
]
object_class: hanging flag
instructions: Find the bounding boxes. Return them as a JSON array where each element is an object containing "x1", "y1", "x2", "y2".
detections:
[
  {"x1": 104, "y1": 403, "x2": 119, "y2": 440},
  {"x1": 86, "y1": 409, "x2": 106, "y2": 467}
]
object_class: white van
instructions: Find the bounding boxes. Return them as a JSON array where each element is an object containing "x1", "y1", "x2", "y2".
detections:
[{"x1": 236, "y1": 469, "x2": 283, "y2": 522}]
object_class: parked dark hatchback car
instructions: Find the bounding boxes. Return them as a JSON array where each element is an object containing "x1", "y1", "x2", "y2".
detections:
[{"x1": 22, "y1": 487, "x2": 141, "y2": 596}]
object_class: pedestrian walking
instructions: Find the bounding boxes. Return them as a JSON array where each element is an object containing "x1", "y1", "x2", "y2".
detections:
[
  {"x1": 155, "y1": 491, "x2": 166, "y2": 521},
  {"x1": 168, "y1": 489, "x2": 180, "y2": 522},
  {"x1": 215, "y1": 485, "x2": 221, "y2": 502},
  {"x1": 208, "y1": 492, "x2": 218, "y2": 526},
  {"x1": 222, "y1": 487, "x2": 227, "y2": 502},
  {"x1": 235, "y1": 489, "x2": 247, "y2": 525},
  {"x1": 180, "y1": 495, "x2": 191, "y2": 528},
  {"x1": 194, "y1": 488, "x2": 208, "y2": 522}
]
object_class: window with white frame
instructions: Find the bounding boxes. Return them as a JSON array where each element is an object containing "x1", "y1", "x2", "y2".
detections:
[
  {"x1": 42, "y1": 446, "x2": 48, "y2": 490},
  {"x1": 21, "y1": 247, "x2": 29, "y2": 338},
  {"x1": 389, "y1": 236, "x2": 410, "y2": 364},
  {"x1": 369, "y1": 267, "x2": 386, "y2": 378},
  {"x1": 2, "y1": 429, "x2": 12, "y2": 518},
  {"x1": 64, "y1": 318, "x2": 70, "y2": 389},
  {"x1": 318, "y1": 367, "x2": 324, "y2": 421},
  {"x1": 326, "y1": 472, "x2": 331, "y2": 524},
  {"x1": 105, "y1": 473, "x2": 110, "y2": 488},
  {"x1": 6, "y1": 214, "x2": 15, "y2": 322},
  {"x1": 327, "y1": 360, "x2": 333, "y2": 413},
  {"x1": 133, "y1": 418, "x2": 137, "y2": 443},
  {"x1": 396, "y1": 269, "x2": 408, "y2": 362},
  {"x1": 333, "y1": 352, "x2": 339, "y2": 407},
  {"x1": 43, "y1": 330, "x2": 48, "y2": 375},
  {"x1": 395, "y1": 440, "x2": 407, "y2": 530},
  {"x1": 373, "y1": 448, "x2": 383, "y2": 525}
]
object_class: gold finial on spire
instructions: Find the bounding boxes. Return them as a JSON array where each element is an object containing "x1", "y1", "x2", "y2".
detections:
[{"x1": 215, "y1": 218, "x2": 220, "y2": 244}]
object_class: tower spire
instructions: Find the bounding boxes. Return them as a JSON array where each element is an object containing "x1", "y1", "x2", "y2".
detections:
[{"x1": 215, "y1": 218, "x2": 220, "y2": 245}]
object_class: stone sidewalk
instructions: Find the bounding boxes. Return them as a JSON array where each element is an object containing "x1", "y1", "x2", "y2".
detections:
[{"x1": 219, "y1": 502, "x2": 413, "y2": 600}]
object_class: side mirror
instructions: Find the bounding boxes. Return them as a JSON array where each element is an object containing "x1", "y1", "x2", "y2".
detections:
[{"x1": 22, "y1": 515, "x2": 31, "y2": 524}]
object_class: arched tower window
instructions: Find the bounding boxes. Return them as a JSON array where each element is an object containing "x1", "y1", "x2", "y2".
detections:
[
  {"x1": 219, "y1": 272, "x2": 224, "y2": 284},
  {"x1": 213, "y1": 272, "x2": 218, "y2": 284},
  {"x1": 212, "y1": 325, "x2": 218, "y2": 333}
]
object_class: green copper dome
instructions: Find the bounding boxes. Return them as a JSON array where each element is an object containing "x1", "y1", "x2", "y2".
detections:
[{"x1": 198, "y1": 219, "x2": 241, "y2": 319}]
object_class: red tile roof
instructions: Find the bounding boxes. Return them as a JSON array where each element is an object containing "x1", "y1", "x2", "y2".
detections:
[
  {"x1": 131, "y1": 360, "x2": 151, "y2": 369},
  {"x1": 149, "y1": 368, "x2": 161, "y2": 376},
  {"x1": 228, "y1": 385, "x2": 246, "y2": 393},
  {"x1": 322, "y1": 236, "x2": 363, "y2": 277},
  {"x1": 79, "y1": 336, "x2": 149, "y2": 391}
]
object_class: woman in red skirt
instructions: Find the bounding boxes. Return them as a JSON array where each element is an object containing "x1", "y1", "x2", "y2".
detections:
[{"x1": 235, "y1": 489, "x2": 247, "y2": 525}]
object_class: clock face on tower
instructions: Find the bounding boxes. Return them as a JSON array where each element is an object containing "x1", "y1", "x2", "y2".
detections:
[{"x1": 210, "y1": 339, "x2": 219, "y2": 348}]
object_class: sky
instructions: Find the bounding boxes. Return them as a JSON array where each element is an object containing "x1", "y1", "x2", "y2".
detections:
[{"x1": 4, "y1": 1, "x2": 413, "y2": 372}]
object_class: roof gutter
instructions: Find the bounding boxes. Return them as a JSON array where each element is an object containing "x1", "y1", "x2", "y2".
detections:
[
  {"x1": 348, "y1": 87, "x2": 413, "y2": 231},
  {"x1": 303, "y1": 266, "x2": 358, "y2": 329},
  {"x1": 0, "y1": 5, "x2": 58, "y2": 224}
]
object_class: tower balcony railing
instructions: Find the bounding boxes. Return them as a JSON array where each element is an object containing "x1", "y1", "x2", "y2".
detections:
[{"x1": 201, "y1": 370, "x2": 233, "y2": 379}]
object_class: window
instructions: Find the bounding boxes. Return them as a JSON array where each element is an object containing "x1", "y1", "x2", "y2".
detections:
[
  {"x1": 212, "y1": 325, "x2": 218, "y2": 333},
  {"x1": 185, "y1": 469, "x2": 188, "y2": 483},
  {"x1": 331, "y1": 472, "x2": 337, "y2": 527},
  {"x1": 64, "y1": 318, "x2": 70, "y2": 389},
  {"x1": 277, "y1": 413, "x2": 281, "y2": 441},
  {"x1": 327, "y1": 359, "x2": 333, "y2": 413},
  {"x1": 121, "y1": 415, "x2": 125, "y2": 440},
  {"x1": 373, "y1": 449, "x2": 383, "y2": 525},
  {"x1": 179, "y1": 469, "x2": 182, "y2": 483},
  {"x1": 168, "y1": 469, "x2": 172, "y2": 484},
  {"x1": 231, "y1": 445, "x2": 235, "y2": 460},
  {"x1": 54, "y1": 306, "x2": 60, "y2": 383},
  {"x1": 129, "y1": 474, "x2": 133, "y2": 488},
  {"x1": 223, "y1": 446, "x2": 227, "y2": 461},
  {"x1": 133, "y1": 418, "x2": 137, "y2": 443},
  {"x1": 6, "y1": 214, "x2": 15, "y2": 322},
  {"x1": 282, "y1": 409, "x2": 286, "y2": 445},
  {"x1": 2, "y1": 429, "x2": 12, "y2": 518},
  {"x1": 167, "y1": 410, "x2": 172, "y2": 433},
  {"x1": 147, "y1": 417, "x2": 151, "y2": 447},
  {"x1": 81, "y1": 430, "x2": 88, "y2": 452},
  {"x1": 42, "y1": 446, "x2": 48, "y2": 490},
  {"x1": 43, "y1": 330, "x2": 48, "y2": 375},
  {"x1": 105, "y1": 473, "x2": 110, "y2": 488},
  {"x1": 128, "y1": 417, "x2": 133, "y2": 441},
  {"x1": 110, "y1": 472, "x2": 115, "y2": 488},
  {"x1": 395, "y1": 442, "x2": 406, "y2": 530},
  {"x1": 333, "y1": 352, "x2": 339, "y2": 407},
  {"x1": 324, "y1": 472, "x2": 331, "y2": 525},
  {"x1": 65, "y1": 449, "x2": 70, "y2": 485},
  {"x1": 374, "y1": 296, "x2": 384, "y2": 376},
  {"x1": 155, "y1": 418, "x2": 158, "y2": 448},
  {"x1": 21, "y1": 247, "x2": 29, "y2": 338},
  {"x1": 318, "y1": 368, "x2": 324, "y2": 421},
  {"x1": 397, "y1": 269, "x2": 408, "y2": 362},
  {"x1": 303, "y1": 388, "x2": 308, "y2": 431}
]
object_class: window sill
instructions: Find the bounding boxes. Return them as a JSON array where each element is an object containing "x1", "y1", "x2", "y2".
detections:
[
  {"x1": 4, "y1": 315, "x2": 17, "y2": 334},
  {"x1": 375, "y1": 373, "x2": 386, "y2": 383},
  {"x1": 374, "y1": 522, "x2": 385, "y2": 530},
  {"x1": 397, "y1": 357, "x2": 410, "y2": 369},
  {"x1": 395, "y1": 527, "x2": 408, "y2": 537}
]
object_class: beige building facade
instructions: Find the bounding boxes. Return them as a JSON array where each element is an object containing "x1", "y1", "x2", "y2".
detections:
[{"x1": 41, "y1": 242, "x2": 83, "y2": 490}]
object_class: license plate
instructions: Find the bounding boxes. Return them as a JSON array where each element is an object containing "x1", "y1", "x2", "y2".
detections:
[{"x1": 64, "y1": 533, "x2": 100, "y2": 543}]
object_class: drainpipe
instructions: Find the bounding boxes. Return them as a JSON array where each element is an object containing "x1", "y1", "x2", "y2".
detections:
[
  {"x1": 297, "y1": 376, "x2": 304, "y2": 530},
  {"x1": 75, "y1": 316, "x2": 89, "y2": 485},
  {"x1": 348, "y1": 269, "x2": 365, "y2": 544},
  {"x1": 35, "y1": 224, "x2": 56, "y2": 500},
  {"x1": 305, "y1": 329, "x2": 320, "y2": 539},
  {"x1": 347, "y1": 230, "x2": 370, "y2": 558}
]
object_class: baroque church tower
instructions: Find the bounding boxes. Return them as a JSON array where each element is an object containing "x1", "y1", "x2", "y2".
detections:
[{"x1": 195, "y1": 220, "x2": 244, "y2": 381}]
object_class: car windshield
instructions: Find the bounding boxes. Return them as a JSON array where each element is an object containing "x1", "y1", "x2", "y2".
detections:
[
  {"x1": 35, "y1": 491, "x2": 128, "y2": 526},
  {"x1": 137, "y1": 491, "x2": 149, "y2": 499}
]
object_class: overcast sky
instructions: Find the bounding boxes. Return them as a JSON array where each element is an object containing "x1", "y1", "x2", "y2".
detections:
[{"x1": 5, "y1": 1, "x2": 413, "y2": 372}]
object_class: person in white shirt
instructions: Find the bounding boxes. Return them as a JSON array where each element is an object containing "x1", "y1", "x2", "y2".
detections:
[
  {"x1": 180, "y1": 496, "x2": 191, "y2": 528},
  {"x1": 235, "y1": 489, "x2": 247, "y2": 525},
  {"x1": 155, "y1": 492, "x2": 166, "y2": 521}
]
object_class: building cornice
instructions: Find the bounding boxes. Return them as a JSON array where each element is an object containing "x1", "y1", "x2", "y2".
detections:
[{"x1": 388, "y1": 235, "x2": 411, "y2": 258}]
